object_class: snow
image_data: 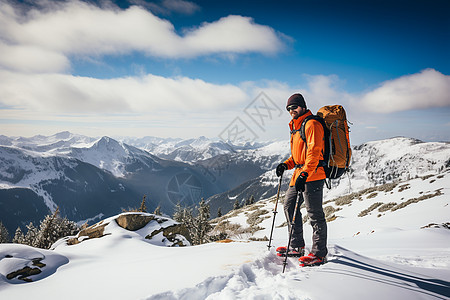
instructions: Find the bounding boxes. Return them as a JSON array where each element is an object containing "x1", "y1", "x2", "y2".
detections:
[
  {"x1": 1, "y1": 170, "x2": 449, "y2": 299},
  {"x1": 1, "y1": 133, "x2": 449, "y2": 298}
]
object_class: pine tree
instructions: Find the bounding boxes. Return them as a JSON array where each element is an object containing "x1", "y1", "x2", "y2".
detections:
[
  {"x1": 153, "y1": 205, "x2": 161, "y2": 216},
  {"x1": 217, "y1": 207, "x2": 222, "y2": 218},
  {"x1": 172, "y1": 199, "x2": 213, "y2": 245},
  {"x1": 138, "y1": 195, "x2": 147, "y2": 212},
  {"x1": 12, "y1": 227, "x2": 25, "y2": 244},
  {"x1": 173, "y1": 202, "x2": 184, "y2": 223},
  {"x1": 35, "y1": 208, "x2": 61, "y2": 249},
  {"x1": 194, "y1": 198, "x2": 212, "y2": 245},
  {"x1": 233, "y1": 199, "x2": 241, "y2": 210},
  {"x1": 0, "y1": 221, "x2": 10, "y2": 243},
  {"x1": 24, "y1": 222, "x2": 39, "y2": 247},
  {"x1": 22, "y1": 208, "x2": 80, "y2": 249}
]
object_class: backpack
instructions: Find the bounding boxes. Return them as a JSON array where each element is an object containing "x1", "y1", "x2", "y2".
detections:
[{"x1": 299, "y1": 105, "x2": 352, "y2": 184}]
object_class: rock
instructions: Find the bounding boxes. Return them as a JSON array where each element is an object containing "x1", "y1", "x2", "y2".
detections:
[
  {"x1": 115, "y1": 214, "x2": 159, "y2": 231},
  {"x1": 67, "y1": 221, "x2": 108, "y2": 245},
  {"x1": 7, "y1": 266, "x2": 42, "y2": 282},
  {"x1": 66, "y1": 213, "x2": 191, "y2": 246},
  {"x1": 146, "y1": 223, "x2": 192, "y2": 247}
]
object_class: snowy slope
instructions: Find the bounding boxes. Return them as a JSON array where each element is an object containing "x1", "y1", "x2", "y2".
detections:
[
  {"x1": 0, "y1": 169, "x2": 449, "y2": 299},
  {"x1": 123, "y1": 136, "x2": 237, "y2": 162},
  {"x1": 207, "y1": 137, "x2": 450, "y2": 217},
  {"x1": 0, "y1": 131, "x2": 97, "y2": 154},
  {"x1": 68, "y1": 136, "x2": 161, "y2": 177},
  {"x1": 1, "y1": 133, "x2": 161, "y2": 179}
]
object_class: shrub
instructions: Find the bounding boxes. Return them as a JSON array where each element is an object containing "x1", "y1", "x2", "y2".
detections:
[
  {"x1": 367, "y1": 192, "x2": 378, "y2": 199},
  {"x1": 391, "y1": 189, "x2": 443, "y2": 212},
  {"x1": 246, "y1": 208, "x2": 269, "y2": 227},
  {"x1": 358, "y1": 202, "x2": 383, "y2": 217},
  {"x1": 378, "y1": 202, "x2": 397, "y2": 212}
]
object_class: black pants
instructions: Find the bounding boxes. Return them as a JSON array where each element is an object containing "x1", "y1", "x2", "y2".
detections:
[{"x1": 283, "y1": 180, "x2": 328, "y2": 257}]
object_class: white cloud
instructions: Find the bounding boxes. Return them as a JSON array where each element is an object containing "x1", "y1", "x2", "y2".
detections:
[
  {"x1": 0, "y1": 1, "x2": 284, "y2": 72},
  {"x1": 184, "y1": 15, "x2": 283, "y2": 55},
  {"x1": 0, "y1": 70, "x2": 248, "y2": 114},
  {"x1": 0, "y1": 42, "x2": 70, "y2": 73},
  {"x1": 1, "y1": 70, "x2": 449, "y2": 143},
  {"x1": 359, "y1": 69, "x2": 450, "y2": 113},
  {"x1": 302, "y1": 74, "x2": 352, "y2": 108}
]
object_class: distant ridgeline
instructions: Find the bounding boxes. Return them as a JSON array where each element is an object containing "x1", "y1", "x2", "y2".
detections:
[{"x1": 0, "y1": 133, "x2": 449, "y2": 233}]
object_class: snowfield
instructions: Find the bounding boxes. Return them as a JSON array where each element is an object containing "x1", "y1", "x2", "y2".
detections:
[{"x1": 1, "y1": 170, "x2": 449, "y2": 299}]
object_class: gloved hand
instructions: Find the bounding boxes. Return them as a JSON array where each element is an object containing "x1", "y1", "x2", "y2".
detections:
[
  {"x1": 295, "y1": 171, "x2": 308, "y2": 192},
  {"x1": 276, "y1": 163, "x2": 288, "y2": 177}
]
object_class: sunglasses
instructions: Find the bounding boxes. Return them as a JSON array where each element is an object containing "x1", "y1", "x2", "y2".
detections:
[{"x1": 286, "y1": 105, "x2": 299, "y2": 111}]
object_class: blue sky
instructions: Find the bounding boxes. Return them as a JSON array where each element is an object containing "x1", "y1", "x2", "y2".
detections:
[{"x1": 0, "y1": 0, "x2": 449, "y2": 145}]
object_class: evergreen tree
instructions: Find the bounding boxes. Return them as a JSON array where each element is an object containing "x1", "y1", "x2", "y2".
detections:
[
  {"x1": 21, "y1": 208, "x2": 80, "y2": 249},
  {"x1": 24, "y1": 222, "x2": 39, "y2": 246},
  {"x1": 153, "y1": 205, "x2": 161, "y2": 216},
  {"x1": 138, "y1": 195, "x2": 147, "y2": 212},
  {"x1": 233, "y1": 199, "x2": 241, "y2": 210},
  {"x1": 194, "y1": 198, "x2": 212, "y2": 245},
  {"x1": 217, "y1": 207, "x2": 222, "y2": 218},
  {"x1": 0, "y1": 221, "x2": 10, "y2": 243},
  {"x1": 12, "y1": 227, "x2": 25, "y2": 244},
  {"x1": 173, "y1": 202, "x2": 184, "y2": 223},
  {"x1": 245, "y1": 195, "x2": 255, "y2": 206},
  {"x1": 34, "y1": 208, "x2": 61, "y2": 249},
  {"x1": 173, "y1": 199, "x2": 212, "y2": 245}
]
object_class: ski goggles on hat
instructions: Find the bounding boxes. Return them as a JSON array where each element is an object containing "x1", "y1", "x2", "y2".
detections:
[{"x1": 287, "y1": 105, "x2": 299, "y2": 111}]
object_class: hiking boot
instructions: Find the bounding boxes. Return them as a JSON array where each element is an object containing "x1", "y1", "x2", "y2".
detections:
[
  {"x1": 276, "y1": 246, "x2": 305, "y2": 257},
  {"x1": 298, "y1": 253, "x2": 326, "y2": 266}
]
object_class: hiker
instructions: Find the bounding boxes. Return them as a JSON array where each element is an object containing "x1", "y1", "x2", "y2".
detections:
[{"x1": 276, "y1": 93, "x2": 327, "y2": 266}]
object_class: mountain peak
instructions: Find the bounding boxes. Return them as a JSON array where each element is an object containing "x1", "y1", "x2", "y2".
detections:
[
  {"x1": 52, "y1": 131, "x2": 73, "y2": 140},
  {"x1": 93, "y1": 136, "x2": 126, "y2": 153}
]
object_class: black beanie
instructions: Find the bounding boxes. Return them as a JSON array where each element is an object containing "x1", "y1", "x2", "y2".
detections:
[{"x1": 286, "y1": 93, "x2": 306, "y2": 109}]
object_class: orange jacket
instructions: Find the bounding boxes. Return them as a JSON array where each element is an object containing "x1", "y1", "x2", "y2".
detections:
[{"x1": 284, "y1": 110, "x2": 326, "y2": 186}]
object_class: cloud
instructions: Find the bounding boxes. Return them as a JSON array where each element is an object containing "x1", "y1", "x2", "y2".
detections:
[
  {"x1": 0, "y1": 1, "x2": 285, "y2": 72},
  {"x1": 161, "y1": 0, "x2": 200, "y2": 14},
  {"x1": 142, "y1": 0, "x2": 201, "y2": 15},
  {"x1": 359, "y1": 69, "x2": 450, "y2": 113},
  {"x1": 0, "y1": 70, "x2": 248, "y2": 114},
  {"x1": 183, "y1": 15, "x2": 283, "y2": 55},
  {"x1": 0, "y1": 42, "x2": 70, "y2": 73},
  {"x1": 301, "y1": 74, "x2": 352, "y2": 108}
]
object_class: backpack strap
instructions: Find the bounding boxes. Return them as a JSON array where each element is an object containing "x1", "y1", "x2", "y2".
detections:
[
  {"x1": 298, "y1": 115, "x2": 331, "y2": 179},
  {"x1": 300, "y1": 115, "x2": 330, "y2": 163}
]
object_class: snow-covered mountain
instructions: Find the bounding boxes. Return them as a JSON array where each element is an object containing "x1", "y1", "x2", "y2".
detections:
[
  {"x1": 123, "y1": 135, "x2": 272, "y2": 163},
  {"x1": 206, "y1": 137, "x2": 450, "y2": 216},
  {"x1": 0, "y1": 131, "x2": 97, "y2": 154},
  {"x1": 1, "y1": 132, "x2": 449, "y2": 237},
  {"x1": 0, "y1": 144, "x2": 144, "y2": 232},
  {"x1": 0, "y1": 165, "x2": 448, "y2": 299},
  {"x1": 0, "y1": 133, "x2": 275, "y2": 233}
]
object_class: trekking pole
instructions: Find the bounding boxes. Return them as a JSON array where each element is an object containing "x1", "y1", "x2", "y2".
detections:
[
  {"x1": 267, "y1": 174, "x2": 283, "y2": 250},
  {"x1": 282, "y1": 191, "x2": 301, "y2": 273}
]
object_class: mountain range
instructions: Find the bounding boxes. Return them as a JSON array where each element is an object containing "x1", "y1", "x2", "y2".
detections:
[{"x1": 0, "y1": 132, "x2": 449, "y2": 235}]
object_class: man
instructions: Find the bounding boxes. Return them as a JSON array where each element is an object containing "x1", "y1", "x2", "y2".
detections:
[{"x1": 276, "y1": 93, "x2": 327, "y2": 266}]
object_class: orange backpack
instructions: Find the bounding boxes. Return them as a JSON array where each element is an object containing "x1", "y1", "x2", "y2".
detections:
[{"x1": 300, "y1": 105, "x2": 352, "y2": 182}]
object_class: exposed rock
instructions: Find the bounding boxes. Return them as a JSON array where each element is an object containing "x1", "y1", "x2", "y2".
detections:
[
  {"x1": 67, "y1": 221, "x2": 108, "y2": 245},
  {"x1": 116, "y1": 214, "x2": 161, "y2": 231},
  {"x1": 66, "y1": 213, "x2": 191, "y2": 246},
  {"x1": 7, "y1": 266, "x2": 42, "y2": 282},
  {"x1": 146, "y1": 223, "x2": 191, "y2": 247}
]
